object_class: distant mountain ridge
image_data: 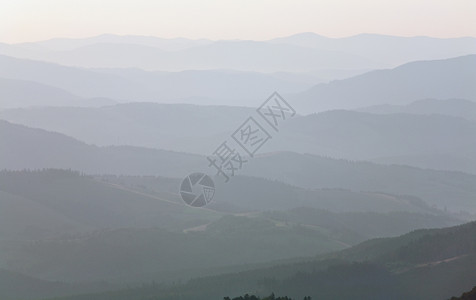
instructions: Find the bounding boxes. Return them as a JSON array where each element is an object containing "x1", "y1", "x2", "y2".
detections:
[
  {"x1": 270, "y1": 32, "x2": 476, "y2": 66},
  {"x1": 359, "y1": 98, "x2": 476, "y2": 121},
  {"x1": 2, "y1": 33, "x2": 476, "y2": 71},
  {"x1": 0, "y1": 39, "x2": 380, "y2": 72},
  {"x1": 1, "y1": 53, "x2": 474, "y2": 109},
  {"x1": 22, "y1": 34, "x2": 213, "y2": 51},
  {"x1": 0, "y1": 54, "x2": 315, "y2": 105},
  {"x1": 294, "y1": 55, "x2": 476, "y2": 112}
]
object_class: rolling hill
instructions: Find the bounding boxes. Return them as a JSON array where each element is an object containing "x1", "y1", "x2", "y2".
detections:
[
  {"x1": 102, "y1": 173, "x2": 446, "y2": 215},
  {"x1": 0, "y1": 103, "x2": 253, "y2": 151},
  {"x1": 0, "y1": 169, "x2": 457, "y2": 241},
  {"x1": 0, "y1": 119, "x2": 204, "y2": 177},
  {"x1": 0, "y1": 169, "x2": 222, "y2": 241},
  {"x1": 0, "y1": 217, "x2": 348, "y2": 283},
  {"x1": 0, "y1": 169, "x2": 461, "y2": 286},
  {"x1": 1, "y1": 120, "x2": 475, "y2": 213},
  {"x1": 2, "y1": 103, "x2": 475, "y2": 174},
  {"x1": 244, "y1": 152, "x2": 476, "y2": 213},
  {"x1": 0, "y1": 77, "x2": 81, "y2": 109},
  {"x1": 0, "y1": 269, "x2": 112, "y2": 300},
  {"x1": 40, "y1": 221, "x2": 476, "y2": 300},
  {"x1": 0, "y1": 77, "x2": 115, "y2": 109}
]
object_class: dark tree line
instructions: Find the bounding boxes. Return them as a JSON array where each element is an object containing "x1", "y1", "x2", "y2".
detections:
[
  {"x1": 450, "y1": 286, "x2": 476, "y2": 300},
  {"x1": 224, "y1": 294, "x2": 311, "y2": 300}
]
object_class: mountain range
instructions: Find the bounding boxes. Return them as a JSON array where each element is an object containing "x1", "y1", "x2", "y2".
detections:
[
  {"x1": 1, "y1": 120, "x2": 475, "y2": 213},
  {"x1": 1, "y1": 31, "x2": 475, "y2": 300},
  {"x1": 1, "y1": 53, "x2": 475, "y2": 110},
  {"x1": 0, "y1": 55, "x2": 314, "y2": 106},
  {"x1": 2, "y1": 100, "x2": 475, "y2": 174},
  {"x1": 2, "y1": 33, "x2": 475, "y2": 72}
]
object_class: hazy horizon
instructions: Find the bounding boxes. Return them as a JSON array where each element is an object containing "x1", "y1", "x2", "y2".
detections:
[
  {"x1": 1, "y1": 0, "x2": 476, "y2": 43},
  {"x1": 2, "y1": 31, "x2": 476, "y2": 45}
]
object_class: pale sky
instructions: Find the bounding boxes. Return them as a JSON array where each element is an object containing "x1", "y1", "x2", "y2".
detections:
[{"x1": 1, "y1": 0, "x2": 475, "y2": 43}]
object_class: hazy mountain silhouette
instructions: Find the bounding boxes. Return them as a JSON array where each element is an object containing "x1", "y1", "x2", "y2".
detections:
[
  {"x1": 0, "y1": 39, "x2": 381, "y2": 72},
  {"x1": 0, "y1": 54, "x2": 151, "y2": 101},
  {"x1": 294, "y1": 55, "x2": 476, "y2": 112},
  {"x1": 270, "y1": 32, "x2": 476, "y2": 67},
  {"x1": 0, "y1": 120, "x2": 203, "y2": 177},
  {"x1": 0, "y1": 77, "x2": 81, "y2": 108},
  {"x1": 0, "y1": 55, "x2": 315, "y2": 105},
  {"x1": 23, "y1": 34, "x2": 213, "y2": 51},
  {"x1": 0, "y1": 103, "x2": 253, "y2": 152},
  {"x1": 3, "y1": 33, "x2": 476, "y2": 72},
  {"x1": 359, "y1": 98, "x2": 476, "y2": 121},
  {"x1": 0, "y1": 77, "x2": 116, "y2": 109},
  {"x1": 3, "y1": 53, "x2": 473, "y2": 109},
  {"x1": 91, "y1": 68, "x2": 311, "y2": 104},
  {"x1": 274, "y1": 110, "x2": 476, "y2": 173}
]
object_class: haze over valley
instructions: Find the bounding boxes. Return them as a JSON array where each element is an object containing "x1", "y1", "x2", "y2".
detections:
[{"x1": 1, "y1": 1, "x2": 475, "y2": 299}]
